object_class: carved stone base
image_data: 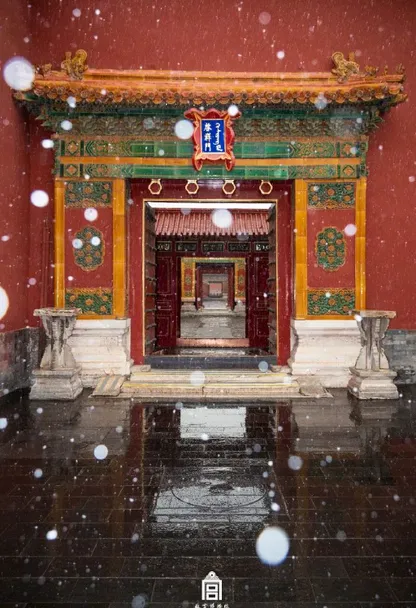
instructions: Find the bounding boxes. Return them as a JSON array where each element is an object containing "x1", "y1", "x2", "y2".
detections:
[
  {"x1": 347, "y1": 368, "x2": 399, "y2": 400},
  {"x1": 30, "y1": 367, "x2": 83, "y2": 401},
  {"x1": 290, "y1": 320, "x2": 360, "y2": 387},
  {"x1": 68, "y1": 319, "x2": 131, "y2": 387}
]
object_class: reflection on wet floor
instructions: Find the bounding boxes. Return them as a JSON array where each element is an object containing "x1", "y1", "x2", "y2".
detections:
[{"x1": 0, "y1": 389, "x2": 415, "y2": 606}]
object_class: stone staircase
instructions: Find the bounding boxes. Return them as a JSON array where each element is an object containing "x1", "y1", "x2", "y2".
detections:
[{"x1": 120, "y1": 367, "x2": 301, "y2": 400}]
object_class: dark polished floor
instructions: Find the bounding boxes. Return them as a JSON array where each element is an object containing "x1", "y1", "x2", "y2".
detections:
[{"x1": 0, "y1": 387, "x2": 415, "y2": 607}]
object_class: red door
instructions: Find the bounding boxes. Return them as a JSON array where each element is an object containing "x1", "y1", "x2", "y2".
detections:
[
  {"x1": 144, "y1": 205, "x2": 157, "y2": 354},
  {"x1": 156, "y1": 253, "x2": 178, "y2": 349},
  {"x1": 268, "y1": 205, "x2": 277, "y2": 356},
  {"x1": 247, "y1": 250, "x2": 269, "y2": 349}
]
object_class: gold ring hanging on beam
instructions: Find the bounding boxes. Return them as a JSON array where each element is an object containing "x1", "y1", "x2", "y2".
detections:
[
  {"x1": 185, "y1": 180, "x2": 199, "y2": 195},
  {"x1": 222, "y1": 180, "x2": 236, "y2": 195},
  {"x1": 259, "y1": 180, "x2": 273, "y2": 195},
  {"x1": 148, "y1": 179, "x2": 162, "y2": 195}
]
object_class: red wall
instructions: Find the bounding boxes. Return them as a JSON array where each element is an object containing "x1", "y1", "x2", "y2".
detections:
[
  {"x1": 4, "y1": 0, "x2": 416, "y2": 329},
  {"x1": 27, "y1": 120, "x2": 55, "y2": 326},
  {"x1": 0, "y1": 1, "x2": 31, "y2": 331},
  {"x1": 307, "y1": 209, "x2": 356, "y2": 289}
]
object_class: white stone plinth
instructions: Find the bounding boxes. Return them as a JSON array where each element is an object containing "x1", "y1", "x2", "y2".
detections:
[
  {"x1": 348, "y1": 368, "x2": 398, "y2": 400},
  {"x1": 290, "y1": 319, "x2": 360, "y2": 388},
  {"x1": 68, "y1": 319, "x2": 132, "y2": 387},
  {"x1": 30, "y1": 367, "x2": 83, "y2": 400}
]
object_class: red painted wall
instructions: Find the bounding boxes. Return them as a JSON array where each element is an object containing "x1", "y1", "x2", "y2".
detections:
[
  {"x1": 0, "y1": 1, "x2": 31, "y2": 332},
  {"x1": 65, "y1": 208, "x2": 113, "y2": 288},
  {"x1": 27, "y1": 119, "x2": 55, "y2": 326},
  {"x1": 307, "y1": 210, "x2": 356, "y2": 289},
  {"x1": 3, "y1": 0, "x2": 416, "y2": 329}
]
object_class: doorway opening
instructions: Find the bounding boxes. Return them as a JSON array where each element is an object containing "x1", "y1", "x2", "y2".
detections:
[
  {"x1": 181, "y1": 262, "x2": 246, "y2": 343},
  {"x1": 146, "y1": 199, "x2": 278, "y2": 359}
]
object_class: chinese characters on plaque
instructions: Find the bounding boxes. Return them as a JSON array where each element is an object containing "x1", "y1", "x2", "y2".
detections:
[
  {"x1": 201, "y1": 119, "x2": 226, "y2": 154},
  {"x1": 184, "y1": 108, "x2": 240, "y2": 171}
]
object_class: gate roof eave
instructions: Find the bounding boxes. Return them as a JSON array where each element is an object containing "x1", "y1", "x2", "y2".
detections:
[{"x1": 14, "y1": 50, "x2": 406, "y2": 113}]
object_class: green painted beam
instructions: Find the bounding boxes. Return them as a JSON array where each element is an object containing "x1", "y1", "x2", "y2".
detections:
[{"x1": 60, "y1": 162, "x2": 363, "y2": 180}]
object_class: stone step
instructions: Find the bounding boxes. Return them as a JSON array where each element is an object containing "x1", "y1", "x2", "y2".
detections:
[
  {"x1": 122, "y1": 367, "x2": 300, "y2": 400},
  {"x1": 129, "y1": 369, "x2": 295, "y2": 385},
  {"x1": 121, "y1": 381, "x2": 300, "y2": 400},
  {"x1": 145, "y1": 355, "x2": 276, "y2": 370},
  {"x1": 92, "y1": 374, "x2": 125, "y2": 397}
]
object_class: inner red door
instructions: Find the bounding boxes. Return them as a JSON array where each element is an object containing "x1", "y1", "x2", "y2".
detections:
[
  {"x1": 247, "y1": 252, "x2": 269, "y2": 349},
  {"x1": 155, "y1": 253, "x2": 177, "y2": 349}
]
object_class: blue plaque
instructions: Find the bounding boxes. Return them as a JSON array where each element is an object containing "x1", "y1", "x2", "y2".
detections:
[{"x1": 200, "y1": 119, "x2": 226, "y2": 154}]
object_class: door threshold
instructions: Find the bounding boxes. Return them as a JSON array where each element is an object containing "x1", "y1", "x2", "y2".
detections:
[
  {"x1": 145, "y1": 353, "x2": 276, "y2": 370},
  {"x1": 177, "y1": 338, "x2": 250, "y2": 347}
]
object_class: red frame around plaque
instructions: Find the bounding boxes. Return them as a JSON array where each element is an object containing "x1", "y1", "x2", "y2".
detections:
[{"x1": 184, "y1": 107, "x2": 240, "y2": 171}]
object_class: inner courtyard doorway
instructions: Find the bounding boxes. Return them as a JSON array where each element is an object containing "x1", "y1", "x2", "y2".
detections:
[
  {"x1": 150, "y1": 200, "x2": 274, "y2": 353},
  {"x1": 181, "y1": 262, "x2": 246, "y2": 342},
  {"x1": 129, "y1": 180, "x2": 293, "y2": 367}
]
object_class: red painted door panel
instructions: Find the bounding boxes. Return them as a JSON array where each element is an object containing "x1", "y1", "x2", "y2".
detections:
[
  {"x1": 156, "y1": 254, "x2": 177, "y2": 348},
  {"x1": 145, "y1": 206, "x2": 157, "y2": 355},
  {"x1": 248, "y1": 253, "x2": 269, "y2": 349},
  {"x1": 268, "y1": 206, "x2": 277, "y2": 356}
]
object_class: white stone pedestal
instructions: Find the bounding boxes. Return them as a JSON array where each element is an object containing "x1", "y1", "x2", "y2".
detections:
[
  {"x1": 348, "y1": 368, "x2": 398, "y2": 400},
  {"x1": 31, "y1": 367, "x2": 83, "y2": 400},
  {"x1": 290, "y1": 319, "x2": 360, "y2": 388},
  {"x1": 68, "y1": 319, "x2": 132, "y2": 388},
  {"x1": 30, "y1": 308, "x2": 82, "y2": 400},
  {"x1": 347, "y1": 310, "x2": 399, "y2": 400}
]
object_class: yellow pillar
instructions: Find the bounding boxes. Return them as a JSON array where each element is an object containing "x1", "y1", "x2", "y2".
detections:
[
  {"x1": 54, "y1": 179, "x2": 65, "y2": 308},
  {"x1": 355, "y1": 177, "x2": 367, "y2": 309},
  {"x1": 294, "y1": 179, "x2": 308, "y2": 318},
  {"x1": 113, "y1": 179, "x2": 126, "y2": 317}
]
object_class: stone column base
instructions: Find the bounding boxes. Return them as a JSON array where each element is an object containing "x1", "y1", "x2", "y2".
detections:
[
  {"x1": 30, "y1": 367, "x2": 83, "y2": 400},
  {"x1": 347, "y1": 368, "x2": 399, "y2": 400},
  {"x1": 181, "y1": 303, "x2": 196, "y2": 313},
  {"x1": 290, "y1": 320, "x2": 360, "y2": 388},
  {"x1": 68, "y1": 319, "x2": 132, "y2": 388}
]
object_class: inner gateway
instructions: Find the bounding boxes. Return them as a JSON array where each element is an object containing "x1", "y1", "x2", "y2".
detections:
[
  {"x1": 149, "y1": 200, "x2": 276, "y2": 355},
  {"x1": 182, "y1": 265, "x2": 244, "y2": 341}
]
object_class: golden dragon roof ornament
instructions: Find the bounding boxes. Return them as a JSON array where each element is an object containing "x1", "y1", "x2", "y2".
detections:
[
  {"x1": 331, "y1": 51, "x2": 406, "y2": 83},
  {"x1": 331, "y1": 52, "x2": 360, "y2": 82},
  {"x1": 61, "y1": 49, "x2": 88, "y2": 80}
]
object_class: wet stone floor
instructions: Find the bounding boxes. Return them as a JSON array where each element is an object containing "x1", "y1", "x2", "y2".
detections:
[
  {"x1": 180, "y1": 311, "x2": 246, "y2": 339},
  {"x1": 0, "y1": 388, "x2": 415, "y2": 607}
]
